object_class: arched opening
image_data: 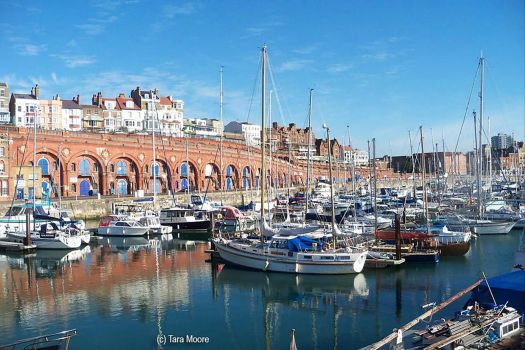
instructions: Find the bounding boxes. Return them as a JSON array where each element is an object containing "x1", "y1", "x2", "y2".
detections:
[
  {"x1": 180, "y1": 161, "x2": 198, "y2": 192},
  {"x1": 225, "y1": 164, "x2": 239, "y2": 191},
  {"x1": 38, "y1": 158, "x2": 49, "y2": 176},
  {"x1": 204, "y1": 163, "x2": 221, "y2": 190},
  {"x1": 117, "y1": 179, "x2": 128, "y2": 196},
  {"x1": 79, "y1": 179, "x2": 91, "y2": 196},
  {"x1": 242, "y1": 166, "x2": 252, "y2": 189},
  {"x1": 79, "y1": 159, "x2": 90, "y2": 176}
]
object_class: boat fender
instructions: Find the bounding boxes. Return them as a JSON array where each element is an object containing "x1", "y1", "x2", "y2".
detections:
[{"x1": 264, "y1": 260, "x2": 269, "y2": 271}]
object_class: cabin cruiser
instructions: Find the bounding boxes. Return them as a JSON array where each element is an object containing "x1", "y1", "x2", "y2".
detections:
[
  {"x1": 159, "y1": 207, "x2": 212, "y2": 232},
  {"x1": 97, "y1": 215, "x2": 150, "y2": 237}
]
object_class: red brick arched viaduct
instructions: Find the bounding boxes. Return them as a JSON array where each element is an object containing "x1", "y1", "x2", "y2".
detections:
[{"x1": 3, "y1": 126, "x2": 397, "y2": 198}]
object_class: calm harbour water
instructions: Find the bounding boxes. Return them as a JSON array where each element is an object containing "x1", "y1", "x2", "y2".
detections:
[{"x1": 0, "y1": 230, "x2": 522, "y2": 350}]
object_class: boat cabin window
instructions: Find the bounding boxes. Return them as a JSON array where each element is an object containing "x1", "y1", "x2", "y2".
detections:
[
  {"x1": 270, "y1": 240, "x2": 288, "y2": 249},
  {"x1": 115, "y1": 222, "x2": 130, "y2": 227},
  {"x1": 5, "y1": 207, "x2": 23, "y2": 216},
  {"x1": 34, "y1": 206, "x2": 47, "y2": 215},
  {"x1": 338, "y1": 255, "x2": 351, "y2": 260},
  {"x1": 320, "y1": 256, "x2": 335, "y2": 260},
  {"x1": 303, "y1": 255, "x2": 312, "y2": 259}
]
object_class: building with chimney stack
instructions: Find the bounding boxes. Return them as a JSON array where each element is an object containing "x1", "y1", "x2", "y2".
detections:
[
  {"x1": 9, "y1": 84, "x2": 40, "y2": 127},
  {"x1": 40, "y1": 95, "x2": 63, "y2": 129},
  {"x1": 61, "y1": 95, "x2": 83, "y2": 131}
]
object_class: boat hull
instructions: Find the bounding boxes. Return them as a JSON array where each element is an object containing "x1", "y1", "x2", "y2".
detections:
[
  {"x1": 470, "y1": 222, "x2": 515, "y2": 235},
  {"x1": 215, "y1": 242, "x2": 367, "y2": 274},
  {"x1": 165, "y1": 220, "x2": 212, "y2": 233},
  {"x1": 6, "y1": 232, "x2": 82, "y2": 249},
  {"x1": 97, "y1": 226, "x2": 149, "y2": 236}
]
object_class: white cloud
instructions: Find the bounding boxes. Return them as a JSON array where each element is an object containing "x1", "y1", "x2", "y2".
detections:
[
  {"x1": 52, "y1": 54, "x2": 97, "y2": 68},
  {"x1": 163, "y1": 2, "x2": 200, "y2": 18},
  {"x1": 327, "y1": 63, "x2": 353, "y2": 73},
  {"x1": 75, "y1": 15, "x2": 118, "y2": 35},
  {"x1": 277, "y1": 59, "x2": 313, "y2": 72}
]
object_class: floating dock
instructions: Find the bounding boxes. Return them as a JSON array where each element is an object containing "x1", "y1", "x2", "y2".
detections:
[
  {"x1": 0, "y1": 240, "x2": 37, "y2": 252},
  {"x1": 365, "y1": 257, "x2": 405, "y2": 269}
]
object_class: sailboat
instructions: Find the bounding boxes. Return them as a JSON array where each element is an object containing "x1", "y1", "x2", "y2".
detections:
[{"x1": 213, "y1": 45, "x2": 368, "y2": 274}]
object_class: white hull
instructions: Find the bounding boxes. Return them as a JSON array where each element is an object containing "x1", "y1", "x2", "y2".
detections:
[
  {"x1": 215, "y1": 240, "x2": 367, "y2": 274},
  {"x1": 97, "y1": 226, "x2": 149, "y2": 236},
  {"x1": 6, "y1": 232, "x2": 82, "y2": 249},
  {"x1": 470, "y1": 222, "x2": 515, "y2": 235}
]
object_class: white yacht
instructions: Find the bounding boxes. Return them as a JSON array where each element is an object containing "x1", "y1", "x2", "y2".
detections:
[
  {"x1": 214, "y1": 234, "x2": 368, "y2": 274},
  {"x1": 97, "y1": 215, "x2": 150, "y2": 237}
]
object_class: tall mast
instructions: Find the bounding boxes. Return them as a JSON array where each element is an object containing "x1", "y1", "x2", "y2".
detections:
[
  {"x1": 268, "y1": 89, "x2": 273, "y2": 210},
  {"x1": 372, "y1": 138, "x2": 377, "y2": 231},
  {"x1": 479, "y1": 53, "x2": 484, "y2": 202},
  {"x1": 305, "y1": 89, "x2": 313, "y2": 216},
  {"x1": 488, "y1": 116, "x2": 492, "y2": 194},
  {"x1": 260, "y1": 44, "x2": 267, "y2": 240},
  {"x1": 474, "y1": 111, "x2": 481, "y2": 216},
  {"x1": 220, "y1": 66, "x2": 224, "y2": 197},
  {"x1": 33, "y1": 102, "x2": 38, "y2": 223},
  {"x1": 325, "y1": 125, "x2": 337, "y2": 241},
  {"x1": 420, "y1": 126, "x2": 430, "y2": 234},
  {"x1": 186, "y1": 133, "x2": 190, "y2": 205},
  {"x1": 408, "y1": 130, "x2": 416, "y2": 199},
  {"x1": 152, "y1": 90, "x2": 157, "y2": 203}
]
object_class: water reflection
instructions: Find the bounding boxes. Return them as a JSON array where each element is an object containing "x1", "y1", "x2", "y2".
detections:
[{"x1": 0, "y1": 231, "x2": 522, "y2": 349}]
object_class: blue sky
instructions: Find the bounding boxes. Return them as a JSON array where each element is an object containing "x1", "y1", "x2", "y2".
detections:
[{"x1": 0, "y1": 0, "x2": 523, "y2": 156}]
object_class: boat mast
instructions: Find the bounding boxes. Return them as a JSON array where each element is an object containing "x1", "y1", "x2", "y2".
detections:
[
  {"x1": 186, "y1": 133, "x2": 190, "y2": 205},
  {"x1": 151, "y1": 90, "x2": 157, "y2": 204},
  {"x1": 479, "y1": 53, "x2": 484, "y2": 213},
  {"x1": 474, "y1": 111, "x2": 481, "y2": 216},
  {"x1": 420, "y1": 126, "x2": 429, "y2": 234},
  {"x1": 33, "y1": 102, "x2": 38, "y2": 226},
  {"x1": 488, "y1": 115, "x2": 492, "y2": 194},
  {"x1": 372, "y1": 138, "x2": 377, "y2": 231},
  {"x1": 260, "y1": 44, "x2": 267, "y2": 241},
  {"x1": 305, "y1": 89, "x2": 313, "y2": 217},
  {"x1": 220, "y1": 66, "x2": 224, "y2": 200},
  {"x1": 408, "y1": 130, "x2": 416, "y2": 199},
  {"x1": 324, "y1": 124, "x2": 337, "y2": 241},
  {"x1": 268, "y1": 89, "x2": 273, "y2": 216}
]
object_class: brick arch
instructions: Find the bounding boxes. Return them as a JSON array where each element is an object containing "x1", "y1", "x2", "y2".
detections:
[
  {"x1": 201, "y1": 162, "x2": 221, "y2": 191},
  {"x1": 35, "y1": 150, "x2": 61, "y2": 198},
  {"x1": 224, "y1": 163, "x2": 240, "y2": 191},
  {"x1": 107, "y1": 156, "x2": 141, "y2": 196},
  {"x1": 144, "y1": 158, "x2": 170, "y2": 194},
  {"x1": 68, "y1": 151, "x2": 106, "y2": 196},
  {"x1": 177, "y1": 160, "x2": 199, "y2": 192},
  {"x1": 241, "y1": 165, "x2": 254, "y2": 189}
]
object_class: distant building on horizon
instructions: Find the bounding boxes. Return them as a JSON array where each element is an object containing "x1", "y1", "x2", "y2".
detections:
[{"x1": 491, "y1": 133, "x2": 513, "y2": 151}]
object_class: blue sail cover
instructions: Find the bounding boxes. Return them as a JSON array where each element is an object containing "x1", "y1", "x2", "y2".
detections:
[
  {"x1": 287, "y1": 236, "x2": 324, "y2": 252},
  {"x1": 469, "y1": 270, "x2": 525, "y2": 322}
]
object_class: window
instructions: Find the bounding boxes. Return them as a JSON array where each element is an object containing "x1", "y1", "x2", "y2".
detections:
[
  {"x1": 79, "y1": 159, "x2": 90, "y2": 176},
  {"x1": 0, "y1": 147, "x2": 4, "y2": 156},
  {"x1": 71, "y1": 183, "x2": 76, "y2": 192},
  {"x1": 0, "y1": 161, "x2": 4, "y2": 172},
  {"x1": 17, "y1": 106, "x2": 21, "y2": 112},
  {"x1": 1, "y1": 180, "x2": 7, "y2": 195},
  {"x1": 48, "y1": 106, "x2": 52, "y2": 113},
  {"x1": 70, "y1": 163, "x2": 76, "y2": 171},
  {"x1": 110, "y1": 164, "x2": 115, "y2": 172},
  {"x1": 93, "y1": 163, "x2": 99, "y2": 172},
  {"x1": 116, "y1": 160, "x2": 127, "y2": 175},
  {"x1": 38, "y1": 158, "x2": 49, "y2": 175},
  {"x1": 0, "y1": 89, "x2": 4, "y2": 96}
]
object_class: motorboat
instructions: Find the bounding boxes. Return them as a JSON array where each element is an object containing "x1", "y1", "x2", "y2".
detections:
[
  {"x1": 97, "y1": 215, "x2": 149, "y2": 236},
  {"x1": 159, "y1": 207, "x2": 212, "y2": 232}
]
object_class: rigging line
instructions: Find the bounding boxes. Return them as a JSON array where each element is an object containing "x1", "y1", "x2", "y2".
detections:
[
  {"x1": 244, "y1": 53, "x2": 262, "y2": 124},
  {"x1": 266, "y1": 55, "x2": 290, "y2": 125},
  {"x1": 447, "y1": 61, "x2": 481, "y2": 176}
]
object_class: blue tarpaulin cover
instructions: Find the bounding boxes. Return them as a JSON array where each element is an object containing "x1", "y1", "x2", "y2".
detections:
[
  {"x1": 469, "y1": 270, "x2": 525, "y2": 321},
  {"x1": 287, "y1": 236, "x2": 324, "y2": 252}
]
